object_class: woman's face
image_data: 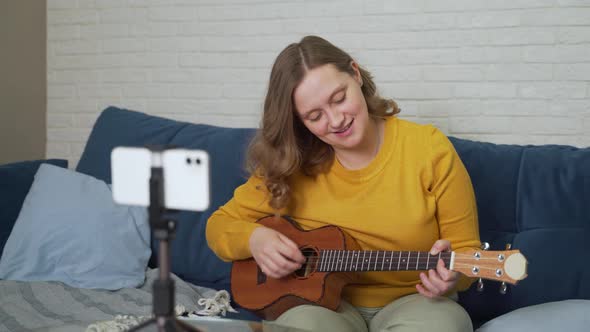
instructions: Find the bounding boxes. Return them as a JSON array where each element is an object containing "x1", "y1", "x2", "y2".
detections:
[{"x1": 293, "y1": 63, "x2": 370, "y2": 155}]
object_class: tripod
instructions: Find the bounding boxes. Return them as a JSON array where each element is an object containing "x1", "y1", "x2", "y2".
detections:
[{"x1": 130, "y1": 148, "x2": 202, "y2": 332}]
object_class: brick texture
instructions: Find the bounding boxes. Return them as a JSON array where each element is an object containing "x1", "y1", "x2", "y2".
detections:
[{"x1": 47, "y1": 0, "x2": 590, "y2": 166}]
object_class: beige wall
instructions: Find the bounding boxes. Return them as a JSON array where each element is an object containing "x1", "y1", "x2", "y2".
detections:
[{"x1": 0, "y1": 0, "x2": 46, "y2": 164}]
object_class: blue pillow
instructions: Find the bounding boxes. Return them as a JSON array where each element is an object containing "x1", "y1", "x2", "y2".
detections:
[
  {"x1": 476, "y1": 300, "x2": 590, "y2": 332},
  {"x1": 0, "y1": 164, "x2": 150, "y2": 290},
  {"x1": 0, "y1": 159, "x2": 68, "y2": 256}
]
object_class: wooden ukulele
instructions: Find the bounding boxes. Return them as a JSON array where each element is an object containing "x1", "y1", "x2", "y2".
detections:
[{"x1": 231, "y1": 215, "x2": 528, "y2": 320}]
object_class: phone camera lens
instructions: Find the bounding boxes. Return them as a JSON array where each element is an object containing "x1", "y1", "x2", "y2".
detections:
[
  {"x1": 186, "y1": 157, "x2": 192, "y2": 164},
  {"x1": 196, "y1": 158, "x2": 201, "y2": 165}
]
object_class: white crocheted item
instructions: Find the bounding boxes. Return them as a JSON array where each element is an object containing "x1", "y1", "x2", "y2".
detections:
[
  {"x1": 196, "y1": 290, "x2": 238, "y2": 317},
  {"x1": 85, "y1": 290, "x2": 238, "y2": 332},
  {"x1": 86, "y1": 315, "x2": 150, "y2": 332}
]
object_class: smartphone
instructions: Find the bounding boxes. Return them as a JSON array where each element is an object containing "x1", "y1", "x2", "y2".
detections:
[{"x1": 111, "y1": 147, "x2": 210, "y2": 212}]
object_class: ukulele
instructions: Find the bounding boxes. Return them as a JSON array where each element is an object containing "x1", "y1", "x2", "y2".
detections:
[{"x1": 231, "y1": 215, "x2": 528, "y2": 320}]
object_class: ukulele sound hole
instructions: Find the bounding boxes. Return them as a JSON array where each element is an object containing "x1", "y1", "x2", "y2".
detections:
[{"x1": 294, "y1": 247, "x2": 318, "y2": 278}]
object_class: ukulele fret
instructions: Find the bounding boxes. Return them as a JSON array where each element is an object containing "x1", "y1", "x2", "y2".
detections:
[
  {"x1": 330, "y1": 250, "x2": 338, "y2": 271},
  {"x1": 331, "y1": 250, "x2": 337, "y2": 271},
  {"x1": 344, "y1": 250, "x2": 351, "y2": 271},
  {"x1": 374, "y1": 250, "x2": 379, "y2": 271},
  {"x1": 389, "y1": 251, "x2": 393, "y2": 270}
]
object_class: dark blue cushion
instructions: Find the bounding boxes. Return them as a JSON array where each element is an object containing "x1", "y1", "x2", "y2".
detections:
[
  {"x1": 76, "y1": 107, "x2": 255, "y2": 288},
  {"x1": 165, "y1": 124, "x2": 254, "y2": 287},
  {"x1": 451, "y1": 137, "x2": 590, "y2": 325},
  {"x1": 0, "y1": 159, "x2": 68, "y2": 256},
  {"x1": 77, "y1": 106, "x2": 186, "y2": 183}
]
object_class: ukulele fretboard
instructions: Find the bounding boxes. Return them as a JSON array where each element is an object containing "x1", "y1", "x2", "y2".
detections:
[{"x1": 316, "y1": 250, "x2": 452, "y2": 272}]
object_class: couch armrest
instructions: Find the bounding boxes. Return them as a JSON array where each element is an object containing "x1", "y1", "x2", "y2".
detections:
[{"x1": 0, "y1": 159, "x2": 68, "y2": 255}]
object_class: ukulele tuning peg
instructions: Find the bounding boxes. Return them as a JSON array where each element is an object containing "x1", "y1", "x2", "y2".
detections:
[
  {"x1": 477, "y1": 278, "x2": 484, "y2": 292},
  {"x1": 481, "y1": 242, "x2": 490, "y2": 250},
  {"x1": 498, "y1": 244, "x2": 511, "y2": 295}
]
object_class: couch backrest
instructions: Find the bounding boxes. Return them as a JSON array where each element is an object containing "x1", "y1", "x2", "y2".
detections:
[
  {"x1": 77, "y1": 106, "x2": 255, "y2": 288},
  {"x1": 78, "y1": 107, "x2": 589, "y2": 323},
  {"x1": 450, "y1": 137, "x2": 590, "y2": 323}
]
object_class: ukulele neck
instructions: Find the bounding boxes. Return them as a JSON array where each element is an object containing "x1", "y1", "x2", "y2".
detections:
[{"x1": 317, "y1": 250, "x2": 452, "y2": 272}]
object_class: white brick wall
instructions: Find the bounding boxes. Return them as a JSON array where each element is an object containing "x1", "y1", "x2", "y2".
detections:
[{"x1": 47, "y1": 0, "x2": 590, "y2": 167}]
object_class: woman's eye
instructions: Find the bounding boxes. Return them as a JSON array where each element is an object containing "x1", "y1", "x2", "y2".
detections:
[
  {"x1": 306, "y1": 111, "x2": 322, "y2": 122},
  {"x1": 335, "y1": 94, "x2": 346, "y2": 104},
  {"x1": 310, "y1": 113, "x2": 322, "y2": 121}
]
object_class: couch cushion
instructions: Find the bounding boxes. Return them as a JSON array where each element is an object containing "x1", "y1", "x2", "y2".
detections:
[
  {"x1": 77, "y1": 107, "x2": 255, "y2": 289},
  {"x1": 164, "y1": 123, "x2": 254, "y2": 287},
  {"x1": 451, "y1": 137, "x2": 590, "y2": 324},
  {"x1": 77, "y1": 106, "x2": 186, "y2": 183},
  {"x1": 0, "y1": 164, "x2": 150, "y2": 289},
  {"x1": 475, "y1": 300, "x2": 590, "y2": 332},
  {"x1": 0, "y1": 159, "x2": 68, "y2": 256}
]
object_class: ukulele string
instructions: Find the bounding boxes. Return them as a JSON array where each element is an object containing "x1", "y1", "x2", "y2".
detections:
[
  {"x1": 304, "y1": 253, "x2": 451, "y2": 262},
  {"x1": 303, "y1": 252, "x2": 504, "y2": 263}
]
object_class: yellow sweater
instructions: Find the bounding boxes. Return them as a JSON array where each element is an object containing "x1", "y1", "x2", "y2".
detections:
[{"x1": 206, "y1": 117, "x2": 481, "y2": 308}]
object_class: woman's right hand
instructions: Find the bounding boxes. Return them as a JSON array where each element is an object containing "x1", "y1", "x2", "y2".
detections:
[{"x1": 248, "y1": 226, "x2": 306, "y2": 279}]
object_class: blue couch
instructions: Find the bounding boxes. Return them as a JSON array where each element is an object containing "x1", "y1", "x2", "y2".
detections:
[{"x1": 4, "y1": 106, "x2": 589, "y2": 329}]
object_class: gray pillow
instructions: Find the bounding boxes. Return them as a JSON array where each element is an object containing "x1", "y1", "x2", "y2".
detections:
[
  {"x1": 476, "y1": 300, "x2": 590, "y2": 332},
  {"x1": 0, "y1": 164, "x2": 150, "y2": 290}
]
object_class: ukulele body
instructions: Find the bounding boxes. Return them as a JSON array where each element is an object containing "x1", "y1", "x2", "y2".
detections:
[{"x1": 230, "y1": 215, "x2": 360, "y2": 320}]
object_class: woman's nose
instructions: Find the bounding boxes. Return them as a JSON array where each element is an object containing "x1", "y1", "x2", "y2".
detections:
[{"x1": 326, "y1": 108, "x2": 345, "y2": 130}]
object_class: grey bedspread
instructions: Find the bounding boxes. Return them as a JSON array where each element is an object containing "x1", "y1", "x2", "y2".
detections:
[{"x1": 0, "y1": 269, "x2": 218, "y2": 332}]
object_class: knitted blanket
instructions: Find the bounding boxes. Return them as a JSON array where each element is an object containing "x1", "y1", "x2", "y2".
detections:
[{"x1": 0, "y1": 269, "x2": 231, "y2": 332}]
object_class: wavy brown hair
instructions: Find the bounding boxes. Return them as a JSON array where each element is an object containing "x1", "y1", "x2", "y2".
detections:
[{"x1": 247, "y1": 35, "x2": 400, "y2": 211}]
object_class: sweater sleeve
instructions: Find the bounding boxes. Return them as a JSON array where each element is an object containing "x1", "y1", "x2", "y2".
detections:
[
  {"x1": 205, "y1": 175, "x2": 274, "y2": 262},
  {"x1": 428, "y1": 127, "x2": 481, "y2": 292}
]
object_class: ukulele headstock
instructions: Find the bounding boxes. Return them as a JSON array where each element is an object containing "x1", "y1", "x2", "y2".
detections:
[{"x1": 452, "y1": 243, "x2": 528, "y2": 287}]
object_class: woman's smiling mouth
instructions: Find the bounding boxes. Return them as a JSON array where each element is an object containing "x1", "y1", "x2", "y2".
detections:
[{"x1": 333, "y1": 119, "x2": 354, "y2": 136}]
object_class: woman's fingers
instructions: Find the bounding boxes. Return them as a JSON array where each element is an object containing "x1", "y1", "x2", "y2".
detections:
[
  {"x1": 429, "y1": 239, "x2": 451, "y2": 255},
  {"x1": 277, "y1": 233, "x2": 306, "y2": 264},
  {"x1": 416, "y1": 280, "x2": 436, "y2": 298},
  {"x1": 417, "y1": 258, "x2": 460, "y2": 298},
  {"x1": 418, "y1": 239, "x2": 460, "y2": 297},
  {"x1": 249, "y1": 227, "x2": 305, "y2": 279},
  {"x1": 258, "y1": 259, "x2": 282, "y2": 279},
  {"x1": 436, "y1": 257, "x2": 457, "y2": 282},
  {"x1": 420, "y1": 270, "x2": 444, "y2": 296},
  {"x1": 270, "y1": 250, "x2": 302, "y2": 273}
]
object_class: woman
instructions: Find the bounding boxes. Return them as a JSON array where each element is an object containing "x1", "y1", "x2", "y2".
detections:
[{"x1": 206, "y1": 35, "x2": 480, "y2": 332}]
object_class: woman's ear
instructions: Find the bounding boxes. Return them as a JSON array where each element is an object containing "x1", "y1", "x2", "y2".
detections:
[{"x1": 350, "y1": 61, "x2": 362, "y2": 86}]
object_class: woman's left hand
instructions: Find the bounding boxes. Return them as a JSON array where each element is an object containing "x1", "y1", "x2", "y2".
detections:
[{"x1": 416, "y1": 239, "x2": 460, "y2": 298}]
